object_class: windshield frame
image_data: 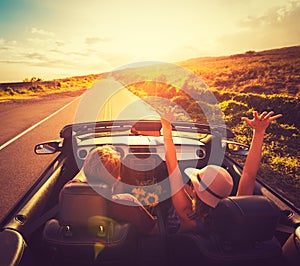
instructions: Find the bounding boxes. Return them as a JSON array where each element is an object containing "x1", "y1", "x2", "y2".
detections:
[{"x1": 61, "y1": 120, "x2": 234, "y2": 141}]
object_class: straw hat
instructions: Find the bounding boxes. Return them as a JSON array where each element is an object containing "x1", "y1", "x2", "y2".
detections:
[{"x1": 184, "y1": 165, "x2": 233, "y2": 208}]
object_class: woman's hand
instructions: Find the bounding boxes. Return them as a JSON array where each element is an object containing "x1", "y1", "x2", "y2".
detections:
[
  {"x1": 237, "y1": 110, "x2": 282, "y2": 196},
  {"x1": 159, "y1": 106, "x2": 177, "y2": 125},
  {"x1": 241, "y1": 111, "x2": 282, "y2": 133}
]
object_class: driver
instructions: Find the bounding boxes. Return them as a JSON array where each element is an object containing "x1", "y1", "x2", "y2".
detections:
[
  {"x1": 160, "y1": 108, "x2": 282, "y2": 234},
  {"x1": 65, "y1": 145, "x2": 158, "y2": 235}
]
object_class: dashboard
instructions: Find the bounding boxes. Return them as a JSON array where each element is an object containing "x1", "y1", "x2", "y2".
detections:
[
  {"x1": 74, "y1": 135, "x2": 209, "y2": 206},
  {"x1": 76, "y1": 135, "x2": 206, "y2": 162}
]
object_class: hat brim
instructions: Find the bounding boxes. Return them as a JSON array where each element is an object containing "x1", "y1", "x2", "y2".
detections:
[{"x1": 184, "y1": 167, "x2": 224, "y2": 208}]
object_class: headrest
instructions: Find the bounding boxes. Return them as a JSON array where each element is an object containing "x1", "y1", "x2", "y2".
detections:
[
  {"x1": 211, "y1": 195, "x2": 280, "y2": 244},
  {"x1": 59, "y1": 182, "x2": 112, "y2": 228}
]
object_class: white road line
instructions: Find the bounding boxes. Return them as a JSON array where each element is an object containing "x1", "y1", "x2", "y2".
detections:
[{"x1": 0, "y1": 97, "x2": 80, "y2": 151}]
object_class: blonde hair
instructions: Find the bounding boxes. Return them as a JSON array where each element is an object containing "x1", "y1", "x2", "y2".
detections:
[{"x1": 83, "y1": 145, "x2": 121, "y2": 184}]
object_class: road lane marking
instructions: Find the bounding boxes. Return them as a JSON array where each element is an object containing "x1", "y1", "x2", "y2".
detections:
[{"x1": 0, "y1": 97, "x2": 80, "y2": 151}]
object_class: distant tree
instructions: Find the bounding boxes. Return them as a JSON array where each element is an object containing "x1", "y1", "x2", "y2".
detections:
[{"x1": 245, "y1": 50, "x2": 256, "y2": 55}]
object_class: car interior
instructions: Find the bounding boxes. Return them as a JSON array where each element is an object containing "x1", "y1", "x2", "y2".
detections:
[{"x1": 0, "y1": 121, "x2": 299, "y2": 266}]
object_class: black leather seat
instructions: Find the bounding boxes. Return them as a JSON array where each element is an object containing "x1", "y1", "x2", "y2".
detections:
[
  {"x1": 167, "y1": 195, "x2": 283, "y2": 265},
  {"x1": 43, "y1": 182, "x2": 137, "y2": 265},
  {"x1": 282, "y1": 225, "x2": 300, "y2": 265},
  {"x1": 212, "y1": 195, "x2": 280, "y2": 245},
  {"x1": 0, "y1": 229, "x2": 27, "y2": 266}
]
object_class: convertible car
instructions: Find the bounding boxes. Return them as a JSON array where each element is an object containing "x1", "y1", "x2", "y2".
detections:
[
  {"x1": 0, "y1": 63, "x2": 299, "y2": 265},
  {"x1": 0, "y1": 118, "x2": 299, "y2": 266}
]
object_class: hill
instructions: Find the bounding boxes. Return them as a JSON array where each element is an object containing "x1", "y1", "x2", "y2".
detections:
[{"x1": 178, "y1": 45, "x2": 300, "y2": 96}]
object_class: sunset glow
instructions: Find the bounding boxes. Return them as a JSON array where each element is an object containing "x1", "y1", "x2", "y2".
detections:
[{"x1": 0, "y1": 0, "x2": 299, "y2": 82}]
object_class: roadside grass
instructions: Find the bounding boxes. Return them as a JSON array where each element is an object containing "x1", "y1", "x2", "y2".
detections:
[{"x1": 0, "y1": 75, "x2": 99, "y2": 101}]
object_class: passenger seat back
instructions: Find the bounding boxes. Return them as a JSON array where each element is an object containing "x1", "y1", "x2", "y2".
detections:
[
  {"x1": 211, "y1": 195, "x2": 280, "y2": 244},
  {"x1": 58, "y1": 182, "x2": 110, "y2": 230},
  {"x1": 43, "y1": 182, "x2": 138, "y2": 265}
]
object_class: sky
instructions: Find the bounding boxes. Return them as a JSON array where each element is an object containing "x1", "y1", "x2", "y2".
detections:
[{"x1": 0, "y1": 0, "x2": 299, "y2": 82}]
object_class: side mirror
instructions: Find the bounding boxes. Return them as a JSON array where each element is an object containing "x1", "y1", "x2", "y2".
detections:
[
  {"x1": 223, "y1": 140, "x2": 249, "y2": 156},
  {"x1": 34, "y1": 140, "x2": 62, "y2": 154}
]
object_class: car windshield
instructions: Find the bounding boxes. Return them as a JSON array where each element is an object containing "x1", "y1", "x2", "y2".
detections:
[{"x1": 64, "y1": 120, "x2": 233, "y2": 145}]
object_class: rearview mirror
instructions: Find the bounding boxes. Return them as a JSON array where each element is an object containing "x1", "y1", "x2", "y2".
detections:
[
  {"x1": 131, "y1": 120, "x2": 161, "y2": 136},
  {"x1": 223, "y1": 140, "x2": 249, "y2": 156},
  {"x1": 34, "y1": 140, "x2": 62, "y2": 154}
]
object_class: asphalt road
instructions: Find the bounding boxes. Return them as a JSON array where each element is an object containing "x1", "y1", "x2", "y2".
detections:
[
  {"x1": 0, "y1": 88, "x2": 159, "y2": 220},
  {"x1": 0, "y1": 93, "x2": 82, "y2": 220}
]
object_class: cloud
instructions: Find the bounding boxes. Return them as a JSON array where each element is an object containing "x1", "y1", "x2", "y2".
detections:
[
  {"x1": 0, "y1": 39, "x2": 18, "y2": 55},
  {"x1": 218, "y1": 1, "x2": 300, "y2": 53},
  {"x1": 239, "y1": 1, "x2": 300, "y2": 27},
  {"x1": 55, "y1": 41, "x2": 65, "y2": 47},
  {"x1": 85, "y1": 37, "x2": 109, "y2": 45},
  {"x1": 22, "y1": 52, "x2": 49, "y2": 61},
  {"x1": 31, "y1": 27, "x2": 54, "y2": 37},
  {"x1": 0, "y1": 34, "x2": 113, "y2": 74},
  {"x1": 0, "y1": 60, "x2": 28, "y2": 65},
  {"x1": 1, "y1": 25, "x2": 155, "y2": 80}
]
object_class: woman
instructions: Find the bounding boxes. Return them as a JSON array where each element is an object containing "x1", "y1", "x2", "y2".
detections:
[
  {"x1": 161, "y1": 108, "x2": 282, "y2": 233},
  {"x1": 66, "y1": 145, "x2": 158, "y2": 235}
]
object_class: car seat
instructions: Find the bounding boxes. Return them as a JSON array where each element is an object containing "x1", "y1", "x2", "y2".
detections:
[
  {"x1": 42, "y1": 182, "x2": 137, "y2": 265},
  {"x1": 212, "y1": 195, "x2": 280, "y2": 245},
  {"x1": 167, "y1": 195, "x2": 284, "y2": 265}
]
